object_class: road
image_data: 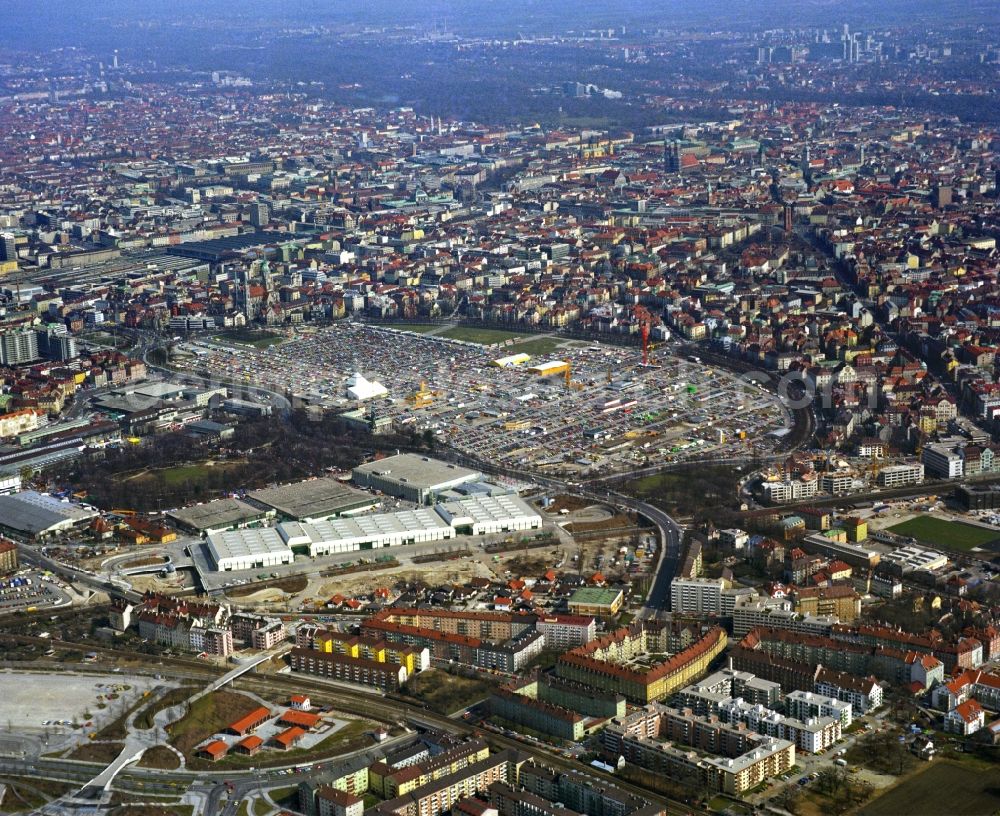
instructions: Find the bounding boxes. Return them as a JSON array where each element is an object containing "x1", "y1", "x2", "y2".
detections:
[
  {"x1": 17, "y1": 545, "x2": 143, "y2": 604},
  {"x1": 132, "y1": 328, "x2": 293, "y2": 417},
  {"x1": 0, "y1": 630, "x2": 697, "y2": 814},
  {"x1": 449, "y1": 458, "x2": 686, "y2": 615}
]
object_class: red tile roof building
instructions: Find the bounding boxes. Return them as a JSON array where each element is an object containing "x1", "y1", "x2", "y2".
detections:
[
  {"x1": 226, "y1": 706, "x2": 272, "y2": 736},
  {"x1": 273, "y1": 726, "x2": 307, "y2": 750},
  {"x1": 555, "y1": 622, "x2": 727, "y2": 703}
]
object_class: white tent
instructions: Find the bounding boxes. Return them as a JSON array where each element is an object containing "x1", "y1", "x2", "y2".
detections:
[{"x1": 346, "y1": 372, "x2": 387, "y2": 401}]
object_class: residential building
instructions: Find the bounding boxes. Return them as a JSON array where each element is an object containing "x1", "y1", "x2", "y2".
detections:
[
  {"x1": 814, "y1": 667, "x2": 883, "y2": 713},
  {"x1": 290, "y1": 647, "x2": 408, "y2": 691},
  {"x1": 922, "y1": 444, "x2": 964, "y2": 479},
  {"x1": 535, "y1": 615, "x2": 596, "y2": 650},
  {"x1": 670, "y1": 577, "x2": 725, "y2": 615},
  {"x1": 555, "y1": 623, "x2": 727, "y2": 704},
  {"x1": 944, "y1": 699, "x2": 985, "y2": 736}
]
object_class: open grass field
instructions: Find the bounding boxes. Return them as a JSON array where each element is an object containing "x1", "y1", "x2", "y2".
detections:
[
  {"x1": 135, "y1": 686, "x2": 196, "y2": 730},
  {"x1": 509, "y1": 337, "x2": 566, "y2": 357},
  {"x1": 0, "y1": 778, "x2": 74, "y2": 812},
  {"x1": 166, "y1": 690, "x2": 261, "y2": 756},
  {"x1": 136, "y1": 745, "x2": 181, "y2": 770},
  {"x1": 438, "y1": 326, "x2": 530, "y2": 345},
  {"x1": 859, "y1": 760, "x2": 1000, "y2": 816},
  {"x1": 403, "y1": 670, "x2": 494, "y2": 715},
  {"x1": 121, "y1": 460, "x2": 246, "y2": 492},
  {"x1": 887, "y1": 515, "x2": 1000, "y2": 552},
  {"x1": 265, "y1": 785, "x2": 299, "y2": 810},
  {"x1": 387, "y1": 323, "x2": 442, "y2": 334},
  {"x1": 67, "y1": 741, "x2": 125, "y2": 763},
  {"x1": 214, "y1": 329, "x2": 285, "y2": 349}
]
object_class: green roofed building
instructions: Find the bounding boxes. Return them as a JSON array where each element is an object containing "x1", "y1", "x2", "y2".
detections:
[{"x1": 568, "y1": 587, "x2": 624, "y2": 616}]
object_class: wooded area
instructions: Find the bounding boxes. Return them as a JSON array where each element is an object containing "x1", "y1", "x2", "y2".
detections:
[{"x1": 52, "y1": 411, "x2": 428, "y2": 512}]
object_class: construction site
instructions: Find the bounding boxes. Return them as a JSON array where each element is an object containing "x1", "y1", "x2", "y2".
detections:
[{"x1": 173, "y1": 322, "x2": 790, "y2": 479}]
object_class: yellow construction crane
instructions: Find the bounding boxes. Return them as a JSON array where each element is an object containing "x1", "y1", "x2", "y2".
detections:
[
  {"x1": 869, "y1": 449, "x2": 881, "y2": 480},
  {"x1": 563, "y1": 364, "x2": 584, "y2": 390}
]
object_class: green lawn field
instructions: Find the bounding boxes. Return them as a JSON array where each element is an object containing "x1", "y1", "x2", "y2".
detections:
[
  {"x1": 510, "y1": 337, "x2": 566, "y2": 357},
  {"x1": 385, "y1": 323, "x2": 442, "y2": 334},
  {"x1": 887, "y1": 515, "x2": 1000, "y2": 552},
  {"x1": 213, "y1": 329, "x2": 284, "y2": 348},
  {"x1": 439, "y1": 326, "x2": 530, "y2": 345}
]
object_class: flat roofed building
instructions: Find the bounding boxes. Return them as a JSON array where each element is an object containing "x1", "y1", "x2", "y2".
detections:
[
  {"x1": 535, "y1": 615, "x2": 597, "y2": 650},
  {"x1": 352, "y1": 454, "x2": 482, "y2": 504},
  {"x1": 278, "y1": 508, "x2": 455, "y2": 556},
  {"x1": 785, "y1": 689, "x2": 853, "y2": 728},
  {"x1": 878, "y1": 463, "x2": 924, "y2": 488},
  {"x1": 567, "y1": 587, "x2": 624, "y2": 616},
  {"x1": 368, "y1": 751, "x2": 512, "y2": 816},
  {"x1": 880, "y1": 546, "x2": 948, "y2": 573},
  {"x1": 670, "y1": 577, "x2": 726, "y2": 615},
  {"x1": 435, "y1": 494, "x2": 542, "y2": 535},
  {"x1": 527, "y1": 360, "x2": 570, "y2": 376},
  {"x1": 168, "y1": 497, "x2": 275, "y2": 535},
  {"x1": 490, "y1": 353, "x2": 531, "y2": 368},
  {"x1": 0, "y1": 490, "x2": 98, "y2": 539},
  {"x1": 248, "y1": 477, "x2": 377, "y2": 521},
  {"x1": 603, "y1": 704, "x2": 794, "y2": 796},
  {"x1": 800, "y1": 533, "x2": 880, "y2": 570},
  {"x1": 206, "y1": 528, "x2": 294, "y2": 571}
]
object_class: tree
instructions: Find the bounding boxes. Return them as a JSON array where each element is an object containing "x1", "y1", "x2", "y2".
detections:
[
  {"x1": 775, "y1": 784, "x2": 802, "y2": 814},
  {"x1": 817, "y1": 766, "x2": 846, "y2": 796}
]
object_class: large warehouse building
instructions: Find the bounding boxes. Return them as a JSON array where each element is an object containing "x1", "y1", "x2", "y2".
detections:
[
  {"x1": 435, "y1": 495, "x2": 542, "y2": 535},
  {"x1": 272, "y1": 495, "x2": 541, "y2": 558},
  {"x1": 0, "y1": 491, "x2": 98, "y2": 539},
  {"x1": 278, "y1": 508, "x2": 455, "y2": 556},
  {"x1": 248, "y1": 477, "x2": 378, "y2": 522},
  {"x1": 168, "y1": 498, "x2": 275, "y2": 536},
  {"x1": 206, "y1": 528, "x2": 295, "y2": 572},
  {"x1": 352, "y1": 454, "x2": 482, "y2": 503}
]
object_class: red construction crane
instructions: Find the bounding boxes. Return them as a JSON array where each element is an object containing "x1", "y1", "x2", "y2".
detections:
[{"x1": 634, "y1": 305, "x2": 653, "y2": 366}]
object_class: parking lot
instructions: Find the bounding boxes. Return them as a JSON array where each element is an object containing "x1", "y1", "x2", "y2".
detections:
[
  {"x1": 0, "y1": 670, "x2": 158, "y2": 732},
  {"x1": 0, "y1": 569, "x2": 71, "y2": 611},
  {"x1": 173, "y1": 324, "x2": 789, "y2": 477}
]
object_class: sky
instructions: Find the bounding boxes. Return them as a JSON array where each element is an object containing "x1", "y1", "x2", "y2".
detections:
[{"x1": 1, "y1": 0, "x2": 994, "y2": 60}]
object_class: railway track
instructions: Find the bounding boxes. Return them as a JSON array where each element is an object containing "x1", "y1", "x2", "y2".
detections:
[{"x1": 0, "y1": 633, "x2": 704, "y2": 813}]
